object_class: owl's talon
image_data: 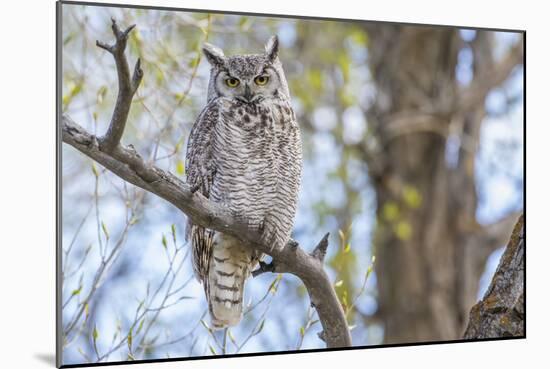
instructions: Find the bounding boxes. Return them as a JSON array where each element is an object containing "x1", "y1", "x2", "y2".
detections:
[
  {"x1": 252, "y1": 260, "x2": 275, "y2": 277},
  {"x1": 288, "y1": 239, "x2": 299, "y2": 249},
  {"x1": 190, "y1": 183, "x2": 201, "y2": 194},
  {"x1": 89, "y1": 135, "x2": 100, "y2": 149}
]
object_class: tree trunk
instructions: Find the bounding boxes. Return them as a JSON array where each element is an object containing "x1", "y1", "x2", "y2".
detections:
[
  {"x1": 361, "y1": 25, "x2": 523, "y2": 344},
  {"x1": 464, "y1": 215, "x2": 524, "y2": 339}
]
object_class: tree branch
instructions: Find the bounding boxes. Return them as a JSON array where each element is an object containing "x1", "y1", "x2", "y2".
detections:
[
  {"x1": 62, "y1": 20, "x2": 351, "y2": 349},
  {"x1": 459, "y1": 38, "x2": 523, "y2": 113},
  {"x1": 463, "y1": 215, "x2": 524, "y2": 339},
  {"x1": 96, "y1": 18, "x2": 143, "y2": 153}
]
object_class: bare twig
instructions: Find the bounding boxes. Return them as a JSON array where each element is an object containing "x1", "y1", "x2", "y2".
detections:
[
  {"x1": 63, "y1": 217, "x2": 134, "y2": 338},
  {"x1": 63, "y1": 204, "x2": 93, "y2": 277},
  {"x1": 96, "y1": 247, "x2": 191, "y2": 362},
  {"x1": 244, "y1": 275, "x2": 281, "y2": 315},
  {"x1": 296, "y1": 306, "x2": 318, "y2": 350},
  {"x1": 346, "y1": 255, "x2": 376, "y2": 320}
]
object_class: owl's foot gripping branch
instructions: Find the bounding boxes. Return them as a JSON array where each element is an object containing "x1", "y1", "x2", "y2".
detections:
[{"x1": 61, "y1": 20, "x2": 352, "y2": 348}]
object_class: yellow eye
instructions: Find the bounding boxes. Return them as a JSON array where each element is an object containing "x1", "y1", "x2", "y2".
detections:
[
  {"x1": 225, "y1": 77, "x2": 240, "y2": 88},
  {"x1": 254, "y1": 75, "x2": 269, "y2": 86}
]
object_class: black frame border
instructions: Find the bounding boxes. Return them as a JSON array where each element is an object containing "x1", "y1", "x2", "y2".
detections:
[{"x1": 56, "y1": 1, "x2": 527, "y2": 367}]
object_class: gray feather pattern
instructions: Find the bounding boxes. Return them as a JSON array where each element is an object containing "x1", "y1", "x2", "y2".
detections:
[{"x1": 186, "y1": 41, "x2": 302, "y2": 328}]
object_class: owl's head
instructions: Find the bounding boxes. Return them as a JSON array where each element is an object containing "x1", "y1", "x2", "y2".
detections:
[{"x1": 202, "y1": 36, "x2": 290, "y2": 104}]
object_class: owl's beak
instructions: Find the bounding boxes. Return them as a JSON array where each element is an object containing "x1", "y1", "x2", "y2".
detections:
[{"x1": 242, "y1": 84, "x2": 254, "y2": 103}]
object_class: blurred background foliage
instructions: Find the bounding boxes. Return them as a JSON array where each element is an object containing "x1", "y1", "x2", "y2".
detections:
[{"x1": 61, "y1": 4, "x2": 523, "y2": 365}]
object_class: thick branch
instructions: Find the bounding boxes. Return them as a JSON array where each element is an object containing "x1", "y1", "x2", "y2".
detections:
[
  {"x1": 61, "y1": 21, "x2": 351, "y2": 349},
  {"x1": 96, "y1": 18, "x2": 143, "y2": 152},
  {"x1": 464, "y1": 215, "x2": 524, "y2": 339}
]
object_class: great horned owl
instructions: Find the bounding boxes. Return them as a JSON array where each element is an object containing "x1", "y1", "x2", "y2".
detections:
[{"x1": 185, "y1": 36, "x2": 302, "y2": 329}]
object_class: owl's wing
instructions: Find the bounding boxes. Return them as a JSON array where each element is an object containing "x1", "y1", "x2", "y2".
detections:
[{"x1": 185, "y1": 102, "x2": 220, "y2": 283}]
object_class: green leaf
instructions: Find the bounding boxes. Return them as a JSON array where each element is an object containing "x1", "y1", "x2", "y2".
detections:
[
  {"x1": 63, "y1": 81, "x2": 83, "y2": 108},
  {"x1": 343, "y1": 243, "x2": 351, "y2": 253},
  {"x1": 77, "y1": 347, "x2": 87, "y2": 360},
  {"x1": 96, "y1": 86, "x2": 108, "y2": 104},
  {"x1": 394, "y1": 221, "x2": 412, "y2": 241},
  {"x1": 127, "y1": 327, "x2": 133, "y2": 350},
  {"x1": 91, "y1": 162, "x2": 99, "y2": 177},
  {"x1": 334, "y1": 280, "x2": 344, "y2": 287},
  {"x1": 299, "y1": 326, "x2": 305, "y2": 337},
  {"x1": 341, "y1": 290, "x2": 349, "y2": 309},
  {"x1": 208, "y1": 344, "x2": 217, "y2": 355},
  {"x1": 188, "y1": 56, "x2": 200, "y2": 69},
  {"x1": 256, "y1": 319, "x2": 265, "y2": 334},
  {"x1": 70, "y1": 83, "x2": 82, "y2": 98},
  {"x1": 92, "y1": 325, "x2": 99, "y2": 341},
  {"x1": 174, "y1": 137, "x2": 184, "y2": 153},
  {"x1": 238, "y1": 16, "x2": 250, "y2": 30},
  {"x1": 307, "y1": 69, "x2": 323, "y2": 91},
  {"x1": 402, "y1": 185, "x2": 422, "y2": 209},
  {"x1": 268, "y1": 275, "x2": 280, "y2": 294},
  {"x1": 136, "y1": 300, "x2": 144, "y2": 313},
  {"x1": 155, "y1": 68, "x2": 164, "y2": 85},
  {"x1": 101, "y1": 221, "x2": 110, "y2": 240},
  {"x1": 382, "y1": 202, "x2": 400, "y2": 222},
  {"x1": 350, "y1": 29, "x2": 368, "y2": 45},
  {"x1": 171, "y1": 224, "x2": 177, "y2": 244},
  {"x1": 338, "y1": 53, "x2": 350, "y2": 82},
  {"x1": 71, "y1": 286, "x2": 82, "y2": 296},
  {"x1": 136, "y1": 318, "x2": 145, "y2": 335},
  {"x1": 63, "y1": 34, "x2": 74, "y2": 45},
  {"x1": 161, "y1": 234, "x2": 167, "y2": 249},
  {"x1": 228, "y1": 329, "x2": 237, "y2": 345},
  {"x1": 176, "y1": 160, "x2": 185, "y2": 176}
]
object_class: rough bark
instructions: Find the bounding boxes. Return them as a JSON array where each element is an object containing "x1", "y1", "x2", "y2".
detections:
[
  {"x1": 464, "y1": 215, "x2": 525, "y2": 339},
  {"x1": 361, "y1": 25, "x2": 523, "y2": 343},
  {"x1": 61, "y1": 20, "x2": 351, "y2": 348}
]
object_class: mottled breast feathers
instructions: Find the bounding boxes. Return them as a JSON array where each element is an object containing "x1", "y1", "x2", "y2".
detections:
[{"x1": 186, "y1": 96, "x2": 302, "y2": 280}]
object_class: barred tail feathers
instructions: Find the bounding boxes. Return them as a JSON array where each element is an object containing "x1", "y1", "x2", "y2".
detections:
[{"x1": 207, "y1": 234, "x2": 252, "y2": 329}]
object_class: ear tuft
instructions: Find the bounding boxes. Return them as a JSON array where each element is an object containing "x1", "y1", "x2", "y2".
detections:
[
  {"x1": 265, "y1": 35, "x2": 279, "y2": 62},
  {"x1": 202, "y1": 42, "x2": 226, "y2": 67}
]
